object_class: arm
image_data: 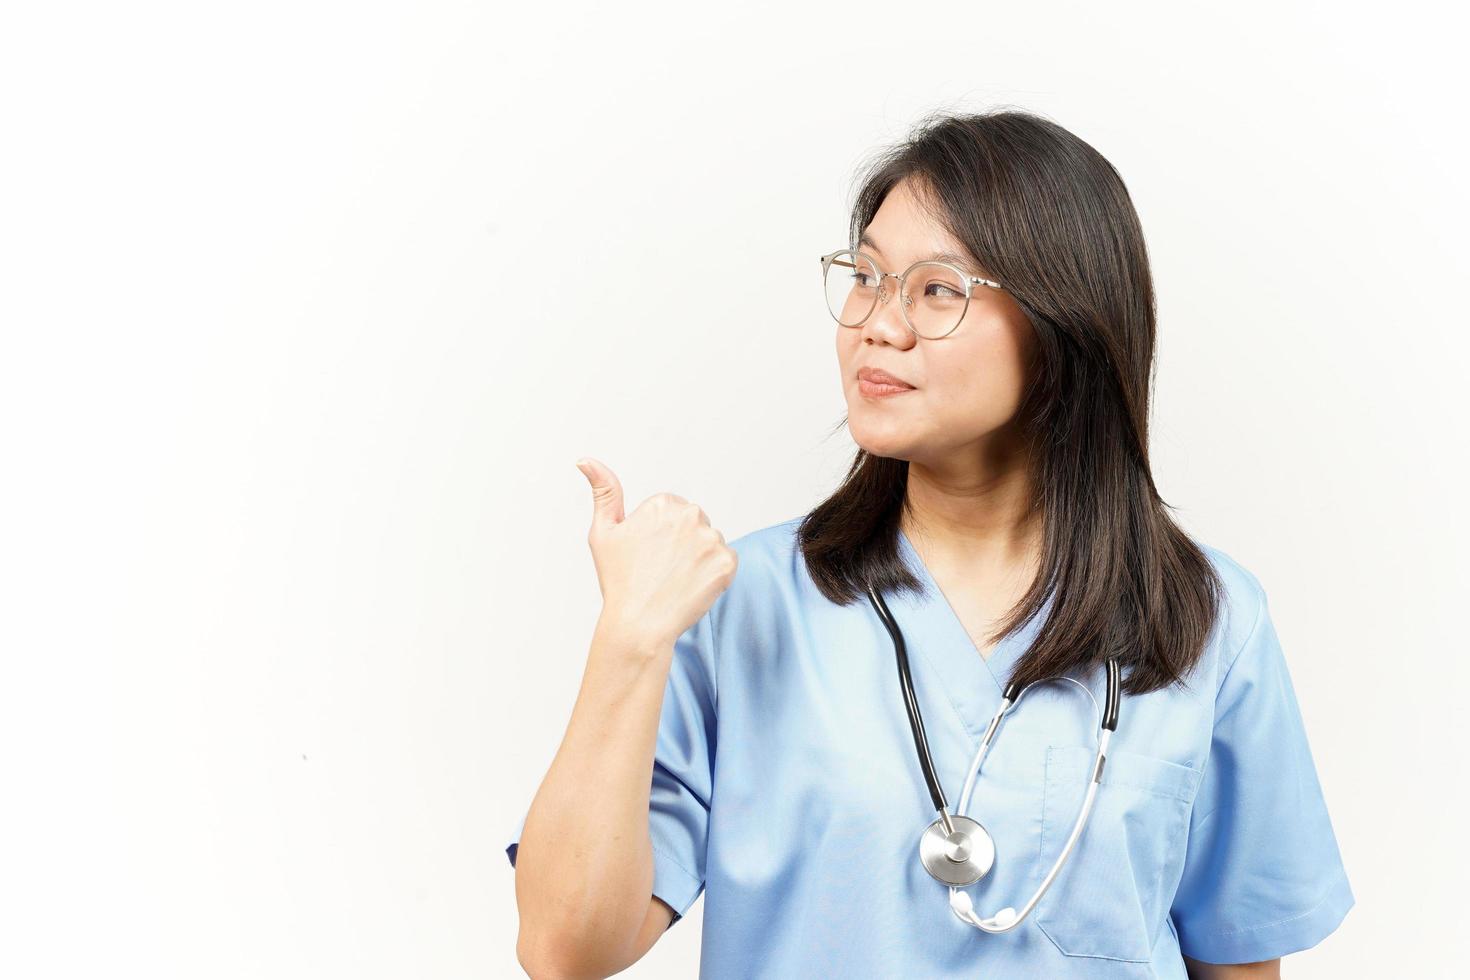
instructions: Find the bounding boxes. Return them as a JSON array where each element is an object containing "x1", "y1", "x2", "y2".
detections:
[
  {"x1": 1169, "y1": 571, "x2": 1352, "y2": 970},
  {"x1": 514, "y1": 622, "x2": 679, "y2": 979},
  {"x1": 513, "y1": 467, "x2": 737, "y2": 979},
  {"x1": 1184, "y1": 955, "x2": 1281, "y2": 979}
]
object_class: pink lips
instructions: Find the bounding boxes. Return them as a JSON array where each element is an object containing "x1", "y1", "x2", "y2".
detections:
[{"x1": 858, "y1": 367, "x2": 916, "y2": 398}]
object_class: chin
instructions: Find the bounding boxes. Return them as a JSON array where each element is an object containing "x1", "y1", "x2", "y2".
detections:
[{"x1": 848, "y1": 418, "x2": 918, "y2": 461}]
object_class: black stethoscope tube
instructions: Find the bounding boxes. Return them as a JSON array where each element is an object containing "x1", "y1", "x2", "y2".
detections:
[
  {"x1": 1102, "y1": 658, "x2": 1120, "y2": 731},
  {"x1": 867, "y1": 584, "x2": 950, "y2": 815}
]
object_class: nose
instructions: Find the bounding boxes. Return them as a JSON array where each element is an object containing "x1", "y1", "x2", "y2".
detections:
[{"x1": 859, "y1": 278, "x2": 917, "y2": 347}]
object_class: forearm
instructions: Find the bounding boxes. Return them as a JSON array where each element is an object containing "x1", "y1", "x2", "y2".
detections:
[
  {"x1": 514, "y1": 619, "x2": 674, "y2": 978},
  {"x1": 1184, "y1": 954, "x2": 1282, "y2": 979}
]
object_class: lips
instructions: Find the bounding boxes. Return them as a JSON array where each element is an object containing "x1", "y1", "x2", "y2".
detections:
[{"x1": 858, "y1": 367, "x2": 915, "y2": 389}]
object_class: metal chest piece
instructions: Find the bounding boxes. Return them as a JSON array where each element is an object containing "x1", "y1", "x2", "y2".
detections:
[{"x1": 918, "y1": 813, "x2": 995, "y2": 887}]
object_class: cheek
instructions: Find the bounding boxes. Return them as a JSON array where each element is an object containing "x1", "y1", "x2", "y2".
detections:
[
  {"x1": 934, "y1": 322, "x2": 1031, "y2": 423},
  {"x1": 834, "y1": 327, "x2": 866, "y2": 383}
]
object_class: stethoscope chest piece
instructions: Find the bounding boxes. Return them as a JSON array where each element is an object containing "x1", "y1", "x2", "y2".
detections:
[{"x1": 918, "y1": 814, "x2": 995, "y2": 886}]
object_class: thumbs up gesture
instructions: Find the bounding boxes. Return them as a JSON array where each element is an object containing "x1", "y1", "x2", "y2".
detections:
[{"x1": 576, "y1": 457, "x2": 739, "y2": 653}]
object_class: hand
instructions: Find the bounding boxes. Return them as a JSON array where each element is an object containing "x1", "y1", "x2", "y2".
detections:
[{"x1": 576, "y1": 456, "x2": 739, "y2": 652}]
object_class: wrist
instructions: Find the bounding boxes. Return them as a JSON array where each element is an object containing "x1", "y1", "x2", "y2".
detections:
[{"x1": 592, "y1": 612, "x2": 673, "y2": 661}]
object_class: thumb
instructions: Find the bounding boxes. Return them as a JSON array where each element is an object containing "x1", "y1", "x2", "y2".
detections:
[{"x1": 576, "y1": 456, "x2": 625, "y2": 527}]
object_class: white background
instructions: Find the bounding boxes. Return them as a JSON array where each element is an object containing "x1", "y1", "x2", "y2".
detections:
[{"x1": 2, "y1": 1, "x2": 1465, "y2": 976}]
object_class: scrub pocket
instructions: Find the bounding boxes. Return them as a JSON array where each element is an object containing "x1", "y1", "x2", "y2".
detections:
[{"x1": 1035, "y1": 745, "x2": 1201, "y2": 963}]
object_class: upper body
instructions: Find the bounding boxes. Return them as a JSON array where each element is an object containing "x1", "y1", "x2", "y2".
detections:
[
  {"x1": 505, "y1": 514, "x2": 1353, "y2": 977},
  {"x1": 508, "y1": 110, "x2": 1353, "y2": 977}
]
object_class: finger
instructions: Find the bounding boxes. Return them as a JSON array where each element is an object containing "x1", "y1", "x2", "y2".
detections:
[{"x1": 577, "y1": 457, "x2": 625, "y2": 526}]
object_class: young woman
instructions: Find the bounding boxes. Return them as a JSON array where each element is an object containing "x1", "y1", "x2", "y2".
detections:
[{"x1": 507, "y1": 109, "x2": 1353, "y2": 978}]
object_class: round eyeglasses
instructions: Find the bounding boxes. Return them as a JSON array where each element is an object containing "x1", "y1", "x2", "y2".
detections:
[{"x1": 819, "y1": 248, "x2": 1005, "y2": 340}]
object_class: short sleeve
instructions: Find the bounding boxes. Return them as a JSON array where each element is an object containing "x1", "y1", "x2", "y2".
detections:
[
  {"x1": 505, "y1": 609, "x2": 719, "y2": 928},
  {"x1": 1169, "y1": 586, "x2": 1354, "y2": 963}
]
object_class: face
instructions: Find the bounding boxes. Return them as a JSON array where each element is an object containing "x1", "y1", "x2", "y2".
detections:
[{"x1": 835, "y1": 178, "x2": 1037, "y2": 470}]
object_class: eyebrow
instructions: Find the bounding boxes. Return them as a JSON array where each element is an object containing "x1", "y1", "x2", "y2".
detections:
[{"x1": 858, "y1": 233, "x2": 979, "y2": 274}]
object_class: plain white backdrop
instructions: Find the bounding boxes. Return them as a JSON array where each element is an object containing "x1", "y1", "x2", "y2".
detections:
[{"x1": 2, "y1": 1, "x2": 1466, "y2": 976}]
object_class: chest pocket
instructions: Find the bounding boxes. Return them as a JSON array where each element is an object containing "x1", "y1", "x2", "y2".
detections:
[{"x1": 1034, "y1": 744, "x2": 1202, "y2": 963}]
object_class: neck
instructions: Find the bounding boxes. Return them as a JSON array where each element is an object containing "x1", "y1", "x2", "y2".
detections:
[{"x1": 899, "y1": 449, "x2": 1043, "y2": 577}]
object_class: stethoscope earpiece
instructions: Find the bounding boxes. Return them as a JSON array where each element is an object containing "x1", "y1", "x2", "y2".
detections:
[{"x1": 948, "y1": 889, "x2": 973, "y2": 916}]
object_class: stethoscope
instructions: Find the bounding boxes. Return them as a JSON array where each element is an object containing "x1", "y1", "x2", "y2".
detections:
[{"x1": 865, "y1": 582, "x2": 1122, "y2": 933}]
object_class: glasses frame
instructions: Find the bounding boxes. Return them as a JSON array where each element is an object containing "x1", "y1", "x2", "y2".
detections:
[{"x1": 819, "y1": 247, "x2": 1005, "y2": 340}]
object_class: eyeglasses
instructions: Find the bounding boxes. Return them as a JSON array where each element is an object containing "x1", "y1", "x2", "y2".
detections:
[{"x1": 819, "y1": 248, "x2": 1006, "y2": 340}]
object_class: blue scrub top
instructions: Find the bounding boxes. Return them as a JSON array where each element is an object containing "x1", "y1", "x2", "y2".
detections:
[{"x1": 506, "y1": 516, "x2": 1353, "y2": 977}]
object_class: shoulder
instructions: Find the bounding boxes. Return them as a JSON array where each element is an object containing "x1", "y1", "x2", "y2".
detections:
[
  {"x1": 723, "y1": 514, "x2": 805, "y2": 576},
  {"x1": 1189, "y1": 536, "x2": 1272, "y2": 681},
  {"x1": 702, "y1": 515, "x2": 807, "y2": 627}
]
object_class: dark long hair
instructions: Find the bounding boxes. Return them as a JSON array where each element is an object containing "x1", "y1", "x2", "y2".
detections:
[{"x1": 798, "y1": 107, "x2": 1224, "y2": 696}]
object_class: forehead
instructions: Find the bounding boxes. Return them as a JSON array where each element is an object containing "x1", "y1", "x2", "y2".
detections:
[{"x1": 859, "y1": 181, "x2": 980, "y2": 271}]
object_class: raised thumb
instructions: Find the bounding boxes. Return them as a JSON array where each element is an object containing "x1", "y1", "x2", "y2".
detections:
[{"x1": 576, "y1": 456, "x2": 625, "y2": 526}]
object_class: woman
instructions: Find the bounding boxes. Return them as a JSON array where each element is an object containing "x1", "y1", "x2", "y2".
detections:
[{"x1": 507, "y1": 109, "x2": 1353, "y2": 978}]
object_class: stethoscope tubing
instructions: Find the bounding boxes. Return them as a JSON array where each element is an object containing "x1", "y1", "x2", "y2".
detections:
[
  {"x1": 865, "y1": 579, "x2": 1124, "y2": 933},
  {"x1": 866, "y1": 582, "x2": 951, "y2": 819}
]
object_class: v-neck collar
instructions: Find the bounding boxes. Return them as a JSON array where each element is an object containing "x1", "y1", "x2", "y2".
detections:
[{"x1": 893, "y1": 528, "x2": 1053, "y2": 739}]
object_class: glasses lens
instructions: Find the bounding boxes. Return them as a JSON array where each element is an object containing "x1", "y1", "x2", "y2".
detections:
[
  {"x1": 901, "y1": 262, "x2": 970, "y2": 339},
  {"x1": 824, "y1": 250, "x2": 879, "y2": 326}
]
